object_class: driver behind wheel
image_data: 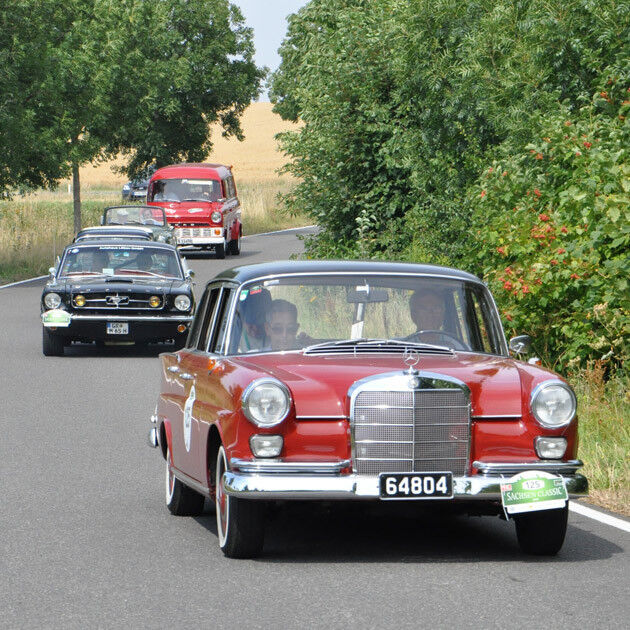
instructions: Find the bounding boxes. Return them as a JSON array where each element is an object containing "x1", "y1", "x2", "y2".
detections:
[{"x1": 407, "y1": 289, "x2": 467, "y2": 350}]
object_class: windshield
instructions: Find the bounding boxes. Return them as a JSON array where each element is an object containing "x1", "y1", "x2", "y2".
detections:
[
  {"x1": 148, "y1": 178, "x2": 222, "y2": 203},
  {"x1": 229, "y1": 275, "x2": 505, "y2": 355},
  {"x1": 59, "y1": 245, "x2": 182, "y2": 278},
  {"x1": 104, "y1": 206, "x2": 166, "y2": 227}
]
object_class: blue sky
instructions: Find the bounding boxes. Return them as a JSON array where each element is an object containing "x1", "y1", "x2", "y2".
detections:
[{"x1": 232, "y1": 0, "x2": 309, "y2": 97}]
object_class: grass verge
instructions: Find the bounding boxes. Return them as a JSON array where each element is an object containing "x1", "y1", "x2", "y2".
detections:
[
  {"x1": 0, "y1": 177, "x2": 309, "y2": 285},
  {"x1": 573, "y1": 364, "x2": 629, "y2": 516}
]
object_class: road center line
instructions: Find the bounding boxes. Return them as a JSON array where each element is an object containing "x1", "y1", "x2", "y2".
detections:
[{"x1": 570, "y1": 501, "x2": 630, "y2": 533}]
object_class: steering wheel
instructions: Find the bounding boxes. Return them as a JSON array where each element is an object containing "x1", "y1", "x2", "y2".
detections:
[{"x1": 405, "y1": 330, "x2": 469, "y2": 351}]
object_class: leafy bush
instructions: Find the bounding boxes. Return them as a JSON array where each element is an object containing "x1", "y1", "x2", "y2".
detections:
[{"x1": 465, "y1": 74, "x2": 629, "y2": 372}]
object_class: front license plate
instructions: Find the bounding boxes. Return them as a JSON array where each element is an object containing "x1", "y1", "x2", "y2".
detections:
[
  {"x1": 107, "y1": 322, "x2": 129, "y2": 335},
  {"x1": 379, "y1": 472, "x2": 453, "y2": 500},
  {"x1": 177, "y1": 238, "x2": 193, "y2": 245}
]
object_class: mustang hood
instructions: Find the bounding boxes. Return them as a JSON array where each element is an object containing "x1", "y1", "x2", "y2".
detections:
[
  {"x1": 60, "y1": 276, "x2": 182, "y2": 292},
  {"x1": 236, "y1": 352, "x2": 524, "y2": 418}
]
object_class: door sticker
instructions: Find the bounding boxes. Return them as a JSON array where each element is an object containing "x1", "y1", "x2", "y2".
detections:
[{"x1": 183, "y1": 384, "x2": 195, "y2": 452}]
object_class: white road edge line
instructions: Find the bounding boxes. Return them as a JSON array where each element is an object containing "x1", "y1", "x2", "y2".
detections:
[
  {"x1": 0, "y1": 225, "x2": 317, "y2": 290},
  {"x1": 0, "y1": 275, "x2": 48, "y2": 290},
  {"x1": 570, "y1": 501, "x2": 630, "y2": 533}
]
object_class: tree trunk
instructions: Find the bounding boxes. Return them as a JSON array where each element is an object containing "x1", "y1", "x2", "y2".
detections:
[{"x1": 72, "y1": 161, "x2": 81, "y2": 235}]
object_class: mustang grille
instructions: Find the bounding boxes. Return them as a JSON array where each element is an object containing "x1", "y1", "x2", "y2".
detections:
[
  {"x1": 352, "y1": 388, "x2": 470, "y2": 476},
  {"x1": 72, "y1": 293, "x2": 163, "y2": 309}
]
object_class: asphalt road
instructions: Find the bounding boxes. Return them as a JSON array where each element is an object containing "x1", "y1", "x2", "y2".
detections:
[{"x1": 1, "y1": 226, "x2": 628, "y2": 629}]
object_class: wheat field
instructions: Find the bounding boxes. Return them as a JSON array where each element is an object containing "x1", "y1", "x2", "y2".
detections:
[{"x1": 0, "y1": 103, "x2": 306, "y2": 283}]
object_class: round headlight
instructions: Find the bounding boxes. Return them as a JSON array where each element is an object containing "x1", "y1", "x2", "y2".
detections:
[
  {"x1": 211, "y1": 211, "x2": 222, "y2": 223},
  {"x1": 530, "y1": 380, "x2": 576, "y2": 428},
  {"x1": 74, "y1": 295, "x2": 86, "y2": 307},
  {"x1": 44, "y1": 292, "x2": 62, "y2": 309},
  {"x1": 174, "y1": 294, "x2": 191, "y2": 311},
  {"x1": 242, "y1": 378, "x2": 291, "y2": 428},
  {"x1": 149, "y1": 295, "x2": 161, "y2": 308},
  {"x1": 157, "y1": 234, "x2": 167, "y2": 242}
]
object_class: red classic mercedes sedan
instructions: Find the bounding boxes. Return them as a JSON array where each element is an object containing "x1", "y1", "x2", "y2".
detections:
[{"x1": 148, "y1": 261, "x2": 587, "y2": 558}]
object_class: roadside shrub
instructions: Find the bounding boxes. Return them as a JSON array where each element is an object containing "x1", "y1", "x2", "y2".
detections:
[{"x1": 465, "y1": 73, "x2": 630, "y2": 372}]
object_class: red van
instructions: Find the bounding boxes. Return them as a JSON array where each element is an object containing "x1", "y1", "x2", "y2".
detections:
[{"x1": 147, "y1": 163, "x2": 242, "y2": 258}]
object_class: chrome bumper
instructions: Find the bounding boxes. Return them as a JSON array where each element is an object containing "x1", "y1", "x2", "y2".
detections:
[
  {"x1": 66, "y1": 314, "x2": 194, "y2": 322},
  {"x1": 223, "y1": 459, "x2": 588, "y2": 501}
]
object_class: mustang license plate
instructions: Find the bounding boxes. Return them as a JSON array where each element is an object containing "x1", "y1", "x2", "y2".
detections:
[
  {"x1": 379, "y1": 472, "x2": 453, "y2": 500},
  {"x1": 106, "y1": 322, "x2": 129, "y2": 335}
]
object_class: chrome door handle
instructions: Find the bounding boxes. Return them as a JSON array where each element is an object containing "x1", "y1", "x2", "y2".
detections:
[
  {"x1": 179, "y1": 373, "x2": 194, "y2": 380},
  {"x1": 167, "y1": 366, "x2": 180, "y2": 373}
]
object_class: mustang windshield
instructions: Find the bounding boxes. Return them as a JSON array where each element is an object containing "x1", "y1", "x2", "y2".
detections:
[
  {"x1": 230, "y1": 275, "x2": 504, "y2": 355},
  {"x1": 148, "y1": 178, "x2": 222, "y2": 203},
  {"x1": 59, "y1": 245, "x2": 182, "y2": 278}
]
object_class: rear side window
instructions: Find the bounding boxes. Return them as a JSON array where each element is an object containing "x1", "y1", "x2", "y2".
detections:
[{"x1": 190, "y1": 287, "x2": 222, "y2": 351}]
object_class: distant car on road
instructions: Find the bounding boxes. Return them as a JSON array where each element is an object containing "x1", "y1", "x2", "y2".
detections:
[
  {"x1": 148, "y1": 260, "x2": 587, "y2": 558},
  {"x1": 147, "y1": 163, "x2": 242, "y2": 258},
  {"x1": 73, "y1": 226, "x2": 153, "y2": 242},
  {"x1": 102, "y1": 205, "x2": 176, "y2": 245},
  {"x1": 41, "y1": 241, "x2": 195, "y2": 356}
]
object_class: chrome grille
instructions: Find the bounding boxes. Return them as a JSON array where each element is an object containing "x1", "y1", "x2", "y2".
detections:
[
  {"x1": 72, "y1": 293, "x2": 162, "y2": 310},
  {"x1": 352, "y1": 379, "x2": 470, "y2": 476},
  {"x1": 175, "y1": 227, "x2": 213, "y2": 238}
]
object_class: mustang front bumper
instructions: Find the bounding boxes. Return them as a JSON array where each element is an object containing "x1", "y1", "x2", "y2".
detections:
[{"x1": 223, "y1": 459, "x2": 588, "y2": 501}]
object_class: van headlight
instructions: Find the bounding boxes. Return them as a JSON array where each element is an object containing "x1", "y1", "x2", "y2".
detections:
[
  {"x1": 242, "y1": 378, "x2": 291, "y2": 428},
  {"x1": 44, "y1": 293, "x2": 62, "y2": 309},
  {"x1": 174, "y1": 295, "x2": 191, "y2": 311},
  {"x1": 211, "y1": 211, "x2": 222, "y2": 223},
  {"x1": 530, "y1": 380, "x2": 576, "y2": 428}
]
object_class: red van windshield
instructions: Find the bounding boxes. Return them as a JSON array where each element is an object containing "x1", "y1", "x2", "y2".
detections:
[{"x1": 149, "y1": 178, "x2": 222, "y2": 203}]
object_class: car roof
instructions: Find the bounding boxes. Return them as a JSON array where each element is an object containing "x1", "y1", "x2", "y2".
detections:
[
  {"x1": 63, "y1": 239, "x2": 177, "y2": 252},
  {"x1": 209, "y1": 260, "x2": 483, "y2": 286},
  {"x1": 150, "y1": 163, "x2": 231, "y2": 180}
]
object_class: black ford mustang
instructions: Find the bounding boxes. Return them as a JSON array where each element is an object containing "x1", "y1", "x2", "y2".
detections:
[{"x1": 41, "y1": 240, "x2": 195, "y2": 356}]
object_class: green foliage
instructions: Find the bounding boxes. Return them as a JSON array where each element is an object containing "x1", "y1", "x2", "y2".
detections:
[
  {"x1": 465, "y1": 73, "x2": 630, "y2": 372},
  {"x1": 0, "y1": 0, "x2": 264, "y2": 206},
  {"x1": 271, "y1": 0, "x2": 629, "y2": 370}
]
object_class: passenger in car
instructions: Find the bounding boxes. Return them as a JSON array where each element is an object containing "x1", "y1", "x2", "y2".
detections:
[
  {"x1": 239, "y1": 287, "x2": 272, "y2": 352},
  {"x1": 264, "y1": 299, "x2": 300, "y2": 351}
]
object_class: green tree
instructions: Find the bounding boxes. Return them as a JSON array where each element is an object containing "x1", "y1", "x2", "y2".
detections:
[{"x1": 0, "y1": 0, "x2": 263, "y2": 233}]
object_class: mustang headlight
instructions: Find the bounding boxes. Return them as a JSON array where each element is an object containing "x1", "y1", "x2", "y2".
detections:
[
  {"x1": 44, "y1": 292, "x2": 62, "y2": 309},
  {"x1": 174, "y1": 294, "x2": 191, "y2": 311},
  {"x1": 530, "y1": 380, "x2": 576, "y2": 428},
  {"x1": 242, "y1": 378, "x2": 291, "y2": 428},
  {"x1": 211, "y1": 211, "x2": 222, "y2": 223}
]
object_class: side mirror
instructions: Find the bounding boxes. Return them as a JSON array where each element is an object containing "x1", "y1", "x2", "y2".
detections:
[
  {"x1": 48, "y1": 267, "x2": 56, "y2": 279},
  {"x1": 509, "y1": 334, "x2": 532, "y2": 355},
  {"x1": 185, "y1": 269, "x2": 195, "y2": 280}
]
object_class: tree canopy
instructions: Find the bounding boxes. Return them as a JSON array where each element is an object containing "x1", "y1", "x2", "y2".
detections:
[{"x1": 0, "y1": 0, "x2": 264, "y2": 228}]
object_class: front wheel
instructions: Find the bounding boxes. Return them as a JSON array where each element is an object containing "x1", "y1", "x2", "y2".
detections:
[
  {"x1": 229, "y1": 228, "x2": 241, "y2": 255},
  {"x1": 514, "y1": 504, "x2": 568, "y2": 555},
  {"x1": 165, "y1": 448, "x2": 205, "y2": 516},
  {"x1": 215, "y1": 243, "x2": 226, "y2": 259},
  {"x1": 215, "y1": 446, "x2": 265, "y2": 558},
  {"x1": 42, "y1": 327, "x2": 65, "y2": 356}
]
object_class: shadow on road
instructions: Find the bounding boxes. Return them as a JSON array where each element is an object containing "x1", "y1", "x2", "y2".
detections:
[{"x1": 192, "y1": 500, "x2": 622, "y2": 564}]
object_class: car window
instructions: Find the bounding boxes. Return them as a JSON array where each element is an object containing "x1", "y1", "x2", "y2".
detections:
[
  {"x1": 195, "y1": 287, "x2": 223, "y2": 352},
  {"x1": 210, "y1": 289, "x2": 236, "y2": 354}
]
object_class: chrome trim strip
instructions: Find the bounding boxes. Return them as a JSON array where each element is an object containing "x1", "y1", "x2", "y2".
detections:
[
  {"x1": 223, "y1": 471, "x2": 588, "y2": 500},
  {"x1": 67, "y1": 314, "x2": 193, "y2": 322},
  {"x1": 473, "y1": 460, "x2": 583, "y2": 474},
  {"x1": 471, "y1": 415, "x2": 522, "y2": 420},
  {"x1": 230, "y1": 458, "x2": 351, "y2": 474},
  {"x1": 172, "y1": 468, "x2": 210, "y2": 497},
  {"x1": 295, "y1": 415, "x2": 348, "y2": 420}
]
